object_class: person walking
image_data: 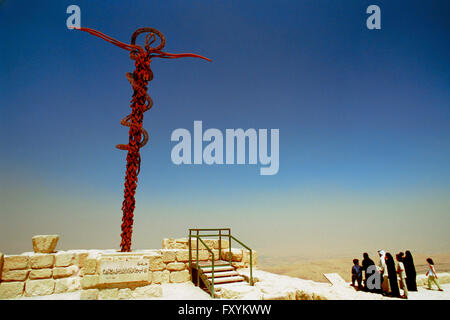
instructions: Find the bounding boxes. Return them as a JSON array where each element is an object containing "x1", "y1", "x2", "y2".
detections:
[{"x1": 426, "y1": 258, "x2": 443, "y2": 291}]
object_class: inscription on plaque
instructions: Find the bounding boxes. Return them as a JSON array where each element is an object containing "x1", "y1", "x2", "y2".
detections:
[{"x1": 99, "y1": 257, "x2": 149, "y2": 284}]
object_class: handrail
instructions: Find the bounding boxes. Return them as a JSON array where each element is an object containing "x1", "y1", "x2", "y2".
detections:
[
  {"x1": 191, "y1": 234, "x2": 215, "y2": 297},
  {"x1": 188, "y1": 234, "x2": 227, "y2": 237},
  {"x1": 188, "y1": 228, "x2": 254, "y2": 297},
  {"x1": 189, "y1": 228, "x2": 230, "y2": 232},
  {"x1": 230, "y1": 235, "x2": 253, "y2": 286}
]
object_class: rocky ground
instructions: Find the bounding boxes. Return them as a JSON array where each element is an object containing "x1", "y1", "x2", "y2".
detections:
[{"x1": 17, "y1": 269, "x2": 450, "y2": 300}]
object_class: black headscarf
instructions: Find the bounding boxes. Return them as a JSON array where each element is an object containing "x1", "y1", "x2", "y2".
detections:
[
  {"x1": 403, "y1": 250, "x2": 417, "y2": 291},
  {"x1": 362, "y1": 253, "x2": 375, "y2": 277},
  {"x1": 385, "y1": 252, "x2": 400, "y2": 297}
]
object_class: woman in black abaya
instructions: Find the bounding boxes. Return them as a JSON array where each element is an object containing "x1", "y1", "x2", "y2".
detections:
[
  {"x1": 362, "y1": 253, "x2": 376, "y2": 292},
  {"x1": 385, "y1": 252, "x2": 401, "y2": 298},
  {"x1": 403, "y1": 250, "x2": 417, "y2": 291}
]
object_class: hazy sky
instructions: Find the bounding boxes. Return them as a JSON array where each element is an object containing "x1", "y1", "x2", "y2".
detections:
[{"x1": 1, "y1": 1, "x2": 449, "y2": 259}]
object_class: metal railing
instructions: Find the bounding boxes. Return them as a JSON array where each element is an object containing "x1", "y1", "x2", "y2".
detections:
[{"x1": 188, "y1": 228, "x2": 254, "y2": 298}]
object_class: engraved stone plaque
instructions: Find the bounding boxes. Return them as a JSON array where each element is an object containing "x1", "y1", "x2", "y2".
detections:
[{"x1": 99, "y1": 256, "x2": 149, "y2": 284}]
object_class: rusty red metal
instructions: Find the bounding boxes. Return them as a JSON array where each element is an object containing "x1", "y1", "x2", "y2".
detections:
[{"x1": 73, "y1": 27, "x2": 210, "y2": 252}]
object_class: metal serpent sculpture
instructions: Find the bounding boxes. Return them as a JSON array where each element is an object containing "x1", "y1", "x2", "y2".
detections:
[{"x1": 73, "y1": 27, "x2": 210, "y2": 252}]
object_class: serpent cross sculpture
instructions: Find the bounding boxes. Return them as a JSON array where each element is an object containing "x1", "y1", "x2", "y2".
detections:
[{"x1": 73, "y1": 27, "x2": 210, "y2": 252}]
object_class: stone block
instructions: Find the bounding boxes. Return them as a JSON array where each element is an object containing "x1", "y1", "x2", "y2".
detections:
[
  {"x1": 219, "y1": 284, "x2": 262, "y2": 300},
  {"x1": 175, "y1": 238, "x2": 189, "y2": 247},
  {"x1": 213, "y1": 239, "x2": 229, "y2": 249},
  {"x1": 99, "y1": 288, "x2": 119, "y2": 300},
  {"x1": 189, "y1": 238, "x2": 228, "y2": 250},
  {"x1": 25, "y1": 279, "x2": 55, "y2": 297},
  {"x1": 80, "y1": 289, "x2": 99, "y2": 300},
  {"x1": 1, "y1": 269, "x2": 30, "y2": 281},
  {"x1": 75, "y1": 251, "x2": 89, "y2": 268},
  {"x1": 0, "y1": 281, "x2": 25, "y2": 299},
  {"x1": 190, "y1": 239, "x2": 207, "y2": 250},
  {"x1": 204, "y1": 239, "x2": 215, "y2": 249},
  {"x1": 132, "y1": 285, "x2": 162, "y2": 299},
  {"x1": 118, "y1": 288, "x2": 132, "y2": 300},
  {"x1": 53, "y1": 265, "x2": 78, "y2": 279},
  {"x1": 32, "y1": 235, "x2": 59, "y2": 253},
  {"x1": 209, "y1": 249, "x2": 220, "y2": 261},
  {"x1": 170, "y1": 270, "x2": 190, "y2": 283},
  {"x1": 29, "y1": 268, "x2": 53, "y2": 280},
  {"x1": 175, "y1": 250, "x2": 190, "y2": 262},
  {"x1": 191, "y1": 250, "x2": 209, "y2": 261},
  {"x1": 144, "y1": 252, "x2": 165, "y2": 271},
  {"x1": 152, "y1": 270, "x2": 170, "y2": 284},
  {"x1": 160, "y1": 249, "x2": 176, "y2": 263},
  {"x1": 231, "y1": 262, "x2": 246, "y2": 269},
  {"x1": 162, "y1": 238, "x2": 175, "y2": 249},
  {"x1": 81, "y1": 274, "x2": 99, "y2": 289},
  {"x1": 30, "y1": 254, "x2": 55, "y2": 269},
  {"x1": 97, "y1": 256, "x2": 150, "y2": 285},
  {"x1": 162, "y1": 238, "x2": 188, "y2": 249},
  {"x1": 83, "y1": 258, "x2": 97, "y2": 275},
  {"x1": 55, "y1": 277, "x2": 80, "y2": 293},
  {"x1": 3, "y1": 255, "x2": 29, "y2": 270},
  {"x1": 221, "y1": 248, "x2": 243, "y2": 262},
  {"x1": 255, "y1": 282, "x2": 296, "y2": 300},
  {"x1": 55, "y1": 252, "x2": 75, "y2": 267},
  {"x1": 166, "y1": 262, "x2": 185, "y2": 271},
  {"x1": 147, "y1": 271, "x2": 152, "y2": 283}
]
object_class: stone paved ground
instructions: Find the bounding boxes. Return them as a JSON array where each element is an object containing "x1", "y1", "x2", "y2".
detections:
[
  {"x1": 19, "y1": 282, "x2": 212, "y2": 300},
  {"x1": 16, "y1": 270, "x2": 450, "y2": 300}
]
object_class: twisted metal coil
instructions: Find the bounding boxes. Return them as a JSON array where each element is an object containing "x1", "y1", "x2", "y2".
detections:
[{"x1": 73, "y1": 27, "x2": 210, "y2": 251}]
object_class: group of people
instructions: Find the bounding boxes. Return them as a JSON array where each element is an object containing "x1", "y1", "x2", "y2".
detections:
[{"x1": 350, "y1": 250, "x2": 444, "y2": 299}]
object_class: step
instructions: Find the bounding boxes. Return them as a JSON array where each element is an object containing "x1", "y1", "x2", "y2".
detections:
[
  {"x1": 208, "y1": 275, "x2": 245, "y2": 284},
  {"x1": 196, "y1": 260, "x2": 230, "y2": 267},
  {"x1": 204, "y1": 271, "x2": 239, "y2": 278},
  {"x1": 201, "y1": 265, "x2": 234, "y2": 273},
  {"x1": 215, "y1": 282, "x2": 251, "y2": 291}
]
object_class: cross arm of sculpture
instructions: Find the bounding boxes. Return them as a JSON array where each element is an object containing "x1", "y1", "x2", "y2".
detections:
[{"x1": 72, "y1": 26, "x2": 211, "y2": 252}]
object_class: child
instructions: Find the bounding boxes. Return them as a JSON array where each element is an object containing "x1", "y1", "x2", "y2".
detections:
[
  {"x1": 351, "y1": 259, "x2": 363, "y2": 290},
  {"x1": 396, "y1": 253, "x2": 408, "y2": 299},
  {"x1": 426, "y1": 258, "x2": 443, "y2": 291}
]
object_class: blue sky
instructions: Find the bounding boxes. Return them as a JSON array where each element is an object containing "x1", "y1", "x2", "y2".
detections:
[{"x1": 0, "y1": 1, "x2": 449, "y2": 258}]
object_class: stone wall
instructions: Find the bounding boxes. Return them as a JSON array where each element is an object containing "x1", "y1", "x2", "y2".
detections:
[
  {"x1": 162, "y1": 237, "x2": 258, "y2": 269},
  {"x1": 0, "y1": 250, "x2": 85, "y2": 299},
  {"x1": 0, "y1": 236, "x2": 257, "y2": 300}
]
